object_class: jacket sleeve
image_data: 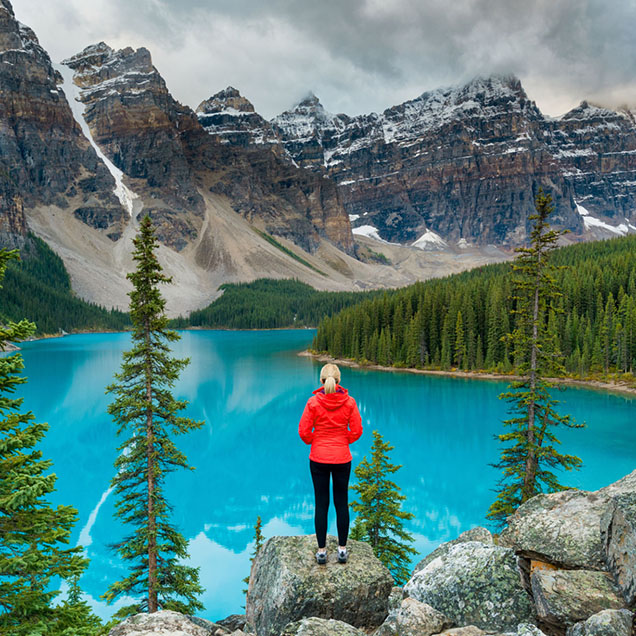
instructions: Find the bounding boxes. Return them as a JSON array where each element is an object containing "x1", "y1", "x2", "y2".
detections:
[
  {"x1": 347, "y1": 398, "x2": 363, "y2": 444},
  {"x1": 298, "y1": 400, "x2": 315, "y2": 444}
]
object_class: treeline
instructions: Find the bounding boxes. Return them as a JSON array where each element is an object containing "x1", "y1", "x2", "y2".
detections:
[
  {"x1": 313, "y1": 235, "x2": 636, "y2": 379},
  {"x1": 172, "y1": 278, "x2": 384, "y2": 329},
  {"x1": 0, "y1": 236, "x2": 130, "y2": 334}
]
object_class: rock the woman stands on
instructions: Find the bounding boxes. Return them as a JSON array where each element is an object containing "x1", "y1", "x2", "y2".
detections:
[{"x1": 298, "y1": 363, "x2": 363, "y2": 564}]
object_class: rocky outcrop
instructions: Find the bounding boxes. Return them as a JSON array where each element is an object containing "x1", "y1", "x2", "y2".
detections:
[
  {"x1": 0, "y1": 0, "x2": 125, "y2": 242},
  {"x1": 108, "y1": 610, "x2": 230, "y2": 636},
  {"x1": 498, "y1": 489, "x2": 609, "y2": 570},
  {"x1": 601, "y1": 493, "x2": 636, "y2": 604},
  {"x1": 197, "y1": 87, "x2": 280, "y2": 149},
  {"x1": 270, "y1": 77, "x2": 636, "y2": 247},
  {"x1": 62, "y1": 42, "x2": 204, "y2": 250},
  {"x1": 245, "y1": 535, "x2": 393, "y2": 636},
  {"x1": 194, "y1": 88, "x2": 353, "y2": 255},
  {"x1": 412, "y1": 526, "x2": 492, "y2": 575},
  {"x1": 531, "y1": 569, "x2": 624, "y2": 630},
  {"x1": 374, "y1": 598, "x2": 452, "y2": 636},
  {"x1": 403, "y1": 541, "x2": 535, "y2": 632},
  {"x1": 61, "y1": 46, "x2": 354, "y2": 255},
  {"x1": 280, "y1": 617, "x2": 366, "y2": 636},
  {"x1": 566, "y1": 609, "x2": 634, "y2": 636}
]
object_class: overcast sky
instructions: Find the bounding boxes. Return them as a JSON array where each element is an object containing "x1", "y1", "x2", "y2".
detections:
[{"x1": 11, "y1": 0, "x2": 636, "y2": 119}]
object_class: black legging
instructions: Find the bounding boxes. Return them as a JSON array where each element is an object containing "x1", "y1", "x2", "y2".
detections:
[{"x1": 309, "y1": 459, "x2": 352, "y2": 549}]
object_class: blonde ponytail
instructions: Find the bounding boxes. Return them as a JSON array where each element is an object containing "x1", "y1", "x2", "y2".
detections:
[{"x1": 320, "y1": 363, "x2": 341, "y2": 394}]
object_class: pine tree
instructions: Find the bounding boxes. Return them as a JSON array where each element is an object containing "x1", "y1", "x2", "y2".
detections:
[
  {"x1": 0, "y1": 249, "x2": 87, "y2": 635},
  {"x1": 487, "y1": 190, "x2": 583, "y2": 526},
  {"x1": 350, "y1": 431, "x2": 416, "y2": 585},
  {"x1": 243, "y1": 516, "x2": 265, "y2": 595},
  {"x1": 104, "y1": 216, "x2": 204, "y2": 614},
  {"x1": 52, "y1": 575, "x2": 103, "y2": 636}
]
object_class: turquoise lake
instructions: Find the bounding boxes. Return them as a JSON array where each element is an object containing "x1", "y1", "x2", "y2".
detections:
[{"x1": 15, "y1": 330, "x2": 636, "y2": 621}]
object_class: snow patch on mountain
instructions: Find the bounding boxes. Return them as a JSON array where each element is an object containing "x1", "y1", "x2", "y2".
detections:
[
  {"x1": 352, "y1": 225, "x2": 389, "y2": 243},
  {"x1": 56, "y1": 62, "x2": 138, "y2": 216},
  {"x1": 412, "y1": 229, "x2": 447, "y2": 250}
]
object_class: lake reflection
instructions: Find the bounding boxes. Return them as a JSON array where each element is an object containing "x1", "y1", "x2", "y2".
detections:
[{"x1": 16, "y1": 331, "x2": 636, "y2": 621}]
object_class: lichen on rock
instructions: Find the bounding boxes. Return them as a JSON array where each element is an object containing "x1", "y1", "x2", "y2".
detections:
[
  {"x1": 246, "y1": 535, "x2": 393, "y2": 636},
  {"x1": 374, "y1": 597, "x2": 452, "y2": 636},
  {"x1": 403, "y1": 541, "x2": 535, "y2": 632},
  {"x1": 566, "y1": 608, "x2": 634, "y2": 636},
  {"x1": 412, "y1": 526, "x2": 493, "y2": 575},
  {"x1": 530, "y1": 569, "x2": 625, "y2": 630},
  {"x1": 280, "y1": 617, "x2": 366, "y2": 635}
]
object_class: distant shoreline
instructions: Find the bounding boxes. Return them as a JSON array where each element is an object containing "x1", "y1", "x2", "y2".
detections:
[{"x1": 300, "y1": 350, "x2": 636, "y2": 398}]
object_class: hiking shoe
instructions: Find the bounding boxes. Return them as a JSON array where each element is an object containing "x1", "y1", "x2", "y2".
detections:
[
  {"x1": 316, "y1": 550, "x2": 327, "y2": 565},
  {"x1": 337, "y1": 547, "x2": 348, "y2": 563}
]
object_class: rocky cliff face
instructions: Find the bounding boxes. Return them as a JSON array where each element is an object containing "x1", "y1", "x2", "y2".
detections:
[
  {"x1": 62, "y1": 42, "x2": 205, "y2": 250},
  {"x1": 267, "y1": 77, "x2": 636, "y2": 247},
  {"x1": 61, "y1": 47, "x2": 353, "y2": 255},
  {"x1": 0, "y1": 0, "x2": 125, "y2": 245},
  {"x1": 194, "y1": 88, "x2": 353, "y2": 254}
]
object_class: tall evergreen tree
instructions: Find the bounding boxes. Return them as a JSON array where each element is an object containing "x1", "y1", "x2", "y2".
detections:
[
  {"x1": 350, "y1": 431, "x2": 416, "y2": 585},
  {"x1": 243, "y1": 516, "x2": 265, "y2": 595},
  {"x1": 487, "y1": 190, "x2": 583, "y2": 526},
  {"x1": 104, "y1": 216, "x2": 204, "y2": 614},
  {"x1": 0, "y1": 248, "x2": 87, "y2": 635}
]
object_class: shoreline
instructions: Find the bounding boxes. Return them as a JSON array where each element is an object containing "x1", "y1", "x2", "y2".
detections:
[{"x1": 300, "y1": 351, "x2": 636, "y2": 398}]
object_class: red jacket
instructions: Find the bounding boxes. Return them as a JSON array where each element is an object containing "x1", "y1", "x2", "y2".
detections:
[{"x1": 298, "y1": 386, "x2": 363, "y2": 463}]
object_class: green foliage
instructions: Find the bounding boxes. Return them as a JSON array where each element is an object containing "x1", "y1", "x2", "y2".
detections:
[
  {"x1": 0, "y1": 249, "x2": 88, "y2": 635},
  {"x1": 49, "y1": 575, "x2": 103, "y2": 636},
  {"x1": 314, "y1": 233, "x2": 636, "y2": 382},
  {"x1": 350, "y1": 431, "x2": 416, "y2": 585},
  {"x1": 104, "y1": 216, "x2": 204, "y2": 614},
  {"x1": 487, "y1": 191, "x2": 583, "y2": 526},
  {"x1": 253, "y1": 229, "x2": 326, "y2": 276},
  {"x1": 0, "y1": 236, "x2": 130, "y2": 335},
  {"x1": 243, "y1": 516, "x2": 265, "y2": 595},
  {"x1": 172, "y1": 278, "x2": 384, "y2": 329}
]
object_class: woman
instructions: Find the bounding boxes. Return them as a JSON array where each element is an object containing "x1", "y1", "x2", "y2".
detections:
[{"x1": 298, "y1": 363, "x2": 363, "y2": 564}]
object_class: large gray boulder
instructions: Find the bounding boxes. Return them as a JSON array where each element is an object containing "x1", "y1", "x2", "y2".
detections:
[
  {"x1": 280, "y1": 617, "x2": 366, "y2": 636},
  {"x1": 601, "y1": 492, "x2": 636, "y2": 605},
  {"x1": 566, "y1": 609, "x2": 634, "y2": 636},
  {"x1": 108, "y1": 610, "x2": 228, "y2": 636},
  {"x1": 597, "y1": 469, "x2": 636, "y2": 497},
  {"x1": 246, "y1": 535, "x2": 393, "y2": 636},
  {"x1": 531, "y1": 569, "x2": 625, "y2": 630},
  {"x1": 498, "y1": 489, "x2": 609, "y2": 570},
  {"x1": 374, "y1": 598, "x2": 452, "y2": 636},
  {"x1": 412, "y1": 527, "x2": 493, "y2": 575},
  {"x1": 403, "y1": 541, "x2": 535, "y2": 632}
]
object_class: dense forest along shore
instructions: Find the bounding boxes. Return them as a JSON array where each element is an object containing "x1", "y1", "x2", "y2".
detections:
[{"x1": 301, "y1": 351, "x2": 636, "y2": 398}]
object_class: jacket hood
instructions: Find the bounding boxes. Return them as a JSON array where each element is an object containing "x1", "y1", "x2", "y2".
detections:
[{"x1": 313, "y1": 386, "x2": 350, "y2": 410}]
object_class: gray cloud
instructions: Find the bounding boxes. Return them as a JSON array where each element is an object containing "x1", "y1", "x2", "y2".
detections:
[{"x1": 11, "y1": 0, "x2": 636, "y2": 119}]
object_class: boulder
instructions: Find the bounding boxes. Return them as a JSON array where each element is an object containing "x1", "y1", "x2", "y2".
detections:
[
  {"x1": 498, "y1": 489, "x2": 609, "y2": 570},
  {"x1": 435, "y1": 628, "x2": 485, "y2": 636},
  {"x1": 530, "y1": 569, "x2": 625, "y2": 630},
  {"x1": 280, "y1": 617, "x2": 366, "y2": 636},
  {"x1": 217, "y1": 615, "x2": 247, "y2": 632},
  {"x1": 374, "y1": 598, "x2": 452, "y2": 636},
  {"x1": 246, "y1": 535, "x2": 393, "y2": 636},
  {"x1": 108, "y1": 610, "x2": 228, "y2": 635},
  {"x1": 566, "y1": 609, "x2": 634, "y2": 636},
  {"x1": 412, "y1": 527, "x2": 493, "y2": 575},
  {"x1": 597, "y1": 469, "x2": 636, "y2": 497},
  {"x1": 511, "y1": 625, "x2": 548, "y2": 636},
  {"x1": 403, "y1": 541, "x2": 535, "y2": 632},
  {"x1": 601, "y1": 493, "x2": 636, "y2": 604},
  {"x1": 388, "y1": 587, "x2": 403, "y2": 612}
]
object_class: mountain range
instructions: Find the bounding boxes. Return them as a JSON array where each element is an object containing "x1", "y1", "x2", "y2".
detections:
[{"x1": 1, "y1": 0, "x2": 635, "y2": 315}]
